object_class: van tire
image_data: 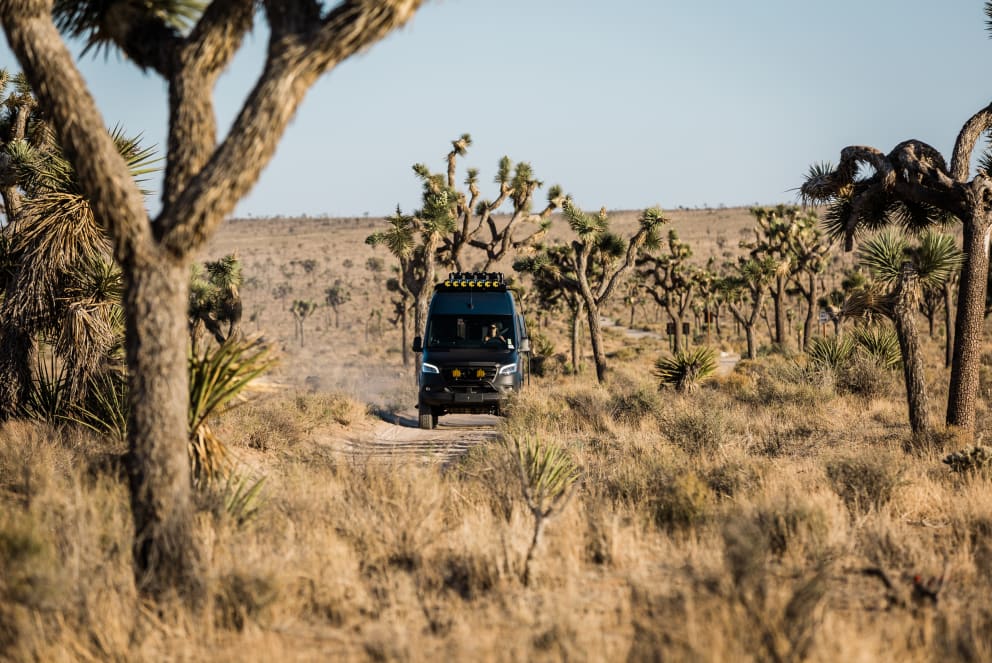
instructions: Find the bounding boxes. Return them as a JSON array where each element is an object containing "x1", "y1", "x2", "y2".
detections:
[{"x1": 418, "y1": 405, "x2": 434, "y2": 429}]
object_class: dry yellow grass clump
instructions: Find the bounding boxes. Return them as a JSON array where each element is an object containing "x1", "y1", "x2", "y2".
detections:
[{"x1": 3, "y1": 359, "x2": 992, "y2": 661}]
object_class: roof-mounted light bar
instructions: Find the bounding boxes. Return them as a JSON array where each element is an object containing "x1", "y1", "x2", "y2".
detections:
[{"x1": 437, "y1": 271, "x2": 507, "y2": 292}]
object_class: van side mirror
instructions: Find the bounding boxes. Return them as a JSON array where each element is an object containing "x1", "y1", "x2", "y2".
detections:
[
  {"x1": 520, "y1": 337, "x2": 531, "y2": 353},
  {"x1": 412, "y1": 336, "x2": 423, "y2": 353}
]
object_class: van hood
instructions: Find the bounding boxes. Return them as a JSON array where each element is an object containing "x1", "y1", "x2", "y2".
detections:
[{"x1": 423, "y1": 348, "x2": 516, "y2": 364}]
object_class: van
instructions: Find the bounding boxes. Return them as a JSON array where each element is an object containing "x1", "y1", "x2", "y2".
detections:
[{"x1": 412, "y1": 272, "x2": 530, "y2": 429}]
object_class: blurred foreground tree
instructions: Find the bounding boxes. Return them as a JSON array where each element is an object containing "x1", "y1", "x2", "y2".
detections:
[{"x1": 0, "y1": 0, "x2": 424, "y2": 603}]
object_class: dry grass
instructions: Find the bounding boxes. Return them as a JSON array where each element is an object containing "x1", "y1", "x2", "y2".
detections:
[
  {"x1": 4, "y1": 356, "x2": 992, "y2": 661},
  {"x1": 3, "y1": 210, "x2": 991, "y2": 659}
]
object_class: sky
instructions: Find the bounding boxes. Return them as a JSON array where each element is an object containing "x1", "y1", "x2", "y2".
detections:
[{"x1": 2, "y1": 1, "x2": 990, "y2": 218}]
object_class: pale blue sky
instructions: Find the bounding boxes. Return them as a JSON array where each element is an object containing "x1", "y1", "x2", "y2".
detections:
[{"x1": 3, "y1": 1, "x2": 990, "y2": 217}]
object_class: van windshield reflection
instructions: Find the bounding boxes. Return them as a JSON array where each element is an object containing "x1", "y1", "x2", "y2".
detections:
[{"x1": 426, "y1": 314, "x2": 515, "y2": 349}]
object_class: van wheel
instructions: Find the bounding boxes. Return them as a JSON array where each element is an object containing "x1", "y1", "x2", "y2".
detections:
[{"x1": 418, "y1": 404, "x2": 434, "y2": 429}]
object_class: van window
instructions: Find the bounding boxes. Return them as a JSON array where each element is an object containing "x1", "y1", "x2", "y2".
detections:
[{"x1": 426, "y1": 314, "x2": 515, "y2": 349}]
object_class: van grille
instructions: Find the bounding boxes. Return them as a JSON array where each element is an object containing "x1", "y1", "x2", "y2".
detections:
[{"x1": 444, "y1": 365, "x2": 497, "y2": 383}]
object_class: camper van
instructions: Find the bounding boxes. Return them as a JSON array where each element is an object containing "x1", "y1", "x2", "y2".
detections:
[{"x1": 412, "y1": 272, "x2": 529, "y2": 429}]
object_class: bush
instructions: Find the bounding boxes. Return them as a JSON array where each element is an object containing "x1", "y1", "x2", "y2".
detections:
[
  {"x1": 943, "y1": 445, "x2": 992, "y2": 475},
  {"x1": 825, "y1": 455, "x2": 904, "y2": 514},
  {"x1": 654, "y1": 346, "x2": 717, "y2": 393},
  {"x1": 608, "y1": 385, "x2": 661, "y2": 428},
  {"x1": 661, "y1": 406, "x2": 724, "y2": 456},
  {"x1": 649, "y1": 472, "x2": 712, "y2": 532}
]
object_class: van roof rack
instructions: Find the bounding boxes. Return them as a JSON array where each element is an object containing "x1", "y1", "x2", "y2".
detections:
[{"x1": 435, "y1": 271, "x2": 507, "y2": 292}]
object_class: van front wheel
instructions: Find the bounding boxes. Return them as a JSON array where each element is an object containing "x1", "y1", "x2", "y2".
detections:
[{"x1": 418, "y1": 403, "x2": 435, "y2": 429}]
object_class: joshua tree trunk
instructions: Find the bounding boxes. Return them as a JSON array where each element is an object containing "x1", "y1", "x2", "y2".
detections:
[
  {"x1": 0, "y1": 328, "x2": 35, "y2": 418},
  {"x1": 669, "y1": 310, "x2": 684, "y2": 352},
  {"x1": 891, "y1": 269, "x2": 931, "y2": 436},
  {"x1": 947, "y1": 212, "x2": 992, "y2": 429},
  {"x1": 400, "y1": 298, "x2": 410, "y2": 367},
  {"x1": 570, "y1": 299, "x2": 584, "y2": 373},
  {"x1": 585, "y1": 303, "x2": 608, "y2": 383},
  {"x1": 943, "y1": 278, "x2": 955, "y2": 369},
  {"x1": 801, "y1": 272, "x2": 817, "y2": 351},
  {"x1": 772, "y1": 274, "x2": 789, "y2": 350},
  {"x1": 124, "y1": 256, "x2": 203, "y2": 600}
]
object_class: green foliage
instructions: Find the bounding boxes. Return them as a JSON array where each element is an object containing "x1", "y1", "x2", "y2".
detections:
[
  {"x1": 512, "y1": 436, "x2": 581, "y2": 513},
  {"x1": 654, "y1": 346, "x2": 717, "y2": 393},
  {"x1": 222, "y1": 471, "x2": 267, "y2": 526},
  {"x1": 851, "y1": 324, "x2": 902, "y2": 369},
  {"x1": 806, "y1": 335, "x2": 855, "y2": 371},
  {"x1": 188, "y1": 338, "x2": 277, "y2": 486},
  {"x1": 20, "y1": 353, "x2": 71, "y2": 423}
]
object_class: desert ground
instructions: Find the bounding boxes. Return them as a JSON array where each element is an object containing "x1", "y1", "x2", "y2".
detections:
[{"x1": 4, "y1": 205, "x2": 992, "y2": 661}]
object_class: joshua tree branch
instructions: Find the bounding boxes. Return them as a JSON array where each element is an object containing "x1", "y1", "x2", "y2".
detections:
[
  {"x1": 160, "y1": 0, "x2": 423, "y2": 255},
  {"x1": 951, "y1": 102, "x2": 992, "y2": 181}
]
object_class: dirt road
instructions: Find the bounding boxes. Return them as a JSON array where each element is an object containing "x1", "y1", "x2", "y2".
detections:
[{"x1": 339, "y1": 409, "x2": 501, "y2": 464}]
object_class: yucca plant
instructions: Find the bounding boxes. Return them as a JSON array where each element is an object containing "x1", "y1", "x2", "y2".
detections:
[
  {"x1": 511, "y1": 435, "x2": 581, "y2": 586},
  {"x1": 188, "y1": 337, "x2": 277, "y2": 486},
  {"x1": 654, "y1": 346, "x2": 718, "y2": 393},
  {"x1": 19, "y1": 350, "x2": 71, "y2": 422},
  {"x1": 851, "y1": 324, "x2": 901, "y2": 369},
  {"x1": 70, "y1": 369, "x2": 128, "y2": 442},
  {"x1": 806, "y1": 335, "x2": 856, "y2": 371}
]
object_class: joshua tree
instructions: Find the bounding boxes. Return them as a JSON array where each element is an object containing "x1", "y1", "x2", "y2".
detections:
[
  {"x1": 854, "y1": 231, "x2": 963, "y2": 437},
  {"x1": 431, "y1": 134, "x2": 564, "y2": 272},
  {"x1": 516, "y1": 201, "x2": 665, "y2": 382},
  {"x1": 741, "y1": 206, "x2": 821, "y2": 351},
  {"x1": 0, "y1": 0, "x2": 425, "y2": 602},
  {"x1": 799, "y1": 2, "x2": 992, "y2": 432},
  {"x1": 189, "y1": 253, "x2": 243, "y2": 350},
  {"x1": 290, "y1": 299, "x2": 318, "y2": 348},
  {"x1": 637, "y1": 228, "x2": 700, "y2": 352},
  {"x1": 324, "y1": 278, "x2": 349, "y2": 328},
  {"x1": 514, "y1": 243, "x2": 585, "y2": 372},
  {"x1": 367, "y1": 135, "x2": 564, "y2": 342},
  {"x1": 720, "y1": 256, "x2": 778, "y2": 359}
]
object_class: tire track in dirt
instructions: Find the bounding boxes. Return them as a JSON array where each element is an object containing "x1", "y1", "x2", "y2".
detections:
[{"x1": 338, "y1": 410, "x2": 501, "y2": 464}]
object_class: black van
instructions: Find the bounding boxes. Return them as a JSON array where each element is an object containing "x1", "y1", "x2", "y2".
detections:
[{"x1": 412, "y1": 272, "x2": 530, "y2": 429}]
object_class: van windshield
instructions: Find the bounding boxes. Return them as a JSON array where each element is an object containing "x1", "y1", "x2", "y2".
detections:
[{"x1": 426, "y1": 314, "x2": 515, "y2": 349}]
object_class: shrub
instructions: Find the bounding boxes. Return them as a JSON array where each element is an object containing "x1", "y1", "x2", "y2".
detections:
[
  {"x1": 806, "y1": 335, "x2": 855, "y2": 371},
  {"x1": 852, "y1": 324, "x2": 902, "y2": 369},
  {"x1": 943, "y1": 445, "x2": 992, "y2": 475},
  {"x1": 837, "y1": 355, "x2": 894, "y2": 400},
  {"x1": 825, "y1": 455, "x2": 904, "y2": 514},
  {"x1": 654, "y1": 346, "x2": 717, "y2": 393},
  {"x1": 650, "y1": 472, "x2": 712, "y2": 532},
  {"x1": 661, "y1": 406, "x2": 724, "y2": 456},
  {"x1": 753, "y1": 495, "x2": 829, "y2": 558},
  {"x1": 608, "y1": 385, "x2": 661, "y2": 428}
]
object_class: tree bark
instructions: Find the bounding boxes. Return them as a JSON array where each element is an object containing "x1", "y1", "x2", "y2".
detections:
[
  {"x1": 947, "y1": 212, "x2": 991, "y2": 430},
  {"x1": 801, "y1": 273, "x2": 817, "y2": 352},
  {"x1": 892, "y1": 270, "x2": 931, "y2": 436},
  {"x1": 943, "y1": 278, "x2": 955, "y2": 369},
  {"x1": 585, "y1": 302, "x2": 607, "y2": 383},
  {"x1": 570, "y1": 299, "x2": 584, "y2": 373},
  {"x1": 124, "y1": 255, "x2": 203, "y2": 602},
  {"x1": 772, "y1": 274, "x2": 788, "y2": 350}
]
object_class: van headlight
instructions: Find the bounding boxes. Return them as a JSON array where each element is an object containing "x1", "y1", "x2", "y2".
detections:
[
  {"x1": 497, "y1": 363, "x2": 517, "y2": 376},
  {"x1": 421, "y1": 362, "x2": 440, "y2": 374}
]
